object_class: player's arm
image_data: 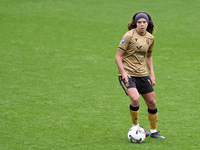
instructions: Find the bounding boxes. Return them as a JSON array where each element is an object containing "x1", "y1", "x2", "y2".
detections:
[
  {"x1": 146, "y1": 51, "x2": 155, "y2": 86},
  {"x1": 115, "y1": 50, "x2": 130, "y2": 82}
]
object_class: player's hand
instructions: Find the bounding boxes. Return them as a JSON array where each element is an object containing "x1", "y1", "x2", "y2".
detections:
[
  {"x1": 149, "y1": 73, "x2": 156, "y2": 86},
  {"x1": 122, "y1": 72, "x2": 130, "y2": 83}
]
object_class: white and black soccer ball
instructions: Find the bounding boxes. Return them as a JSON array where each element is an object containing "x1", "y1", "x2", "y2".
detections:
[{"x1": 128, "y1": 126, "x2": 146, "y2": 143}]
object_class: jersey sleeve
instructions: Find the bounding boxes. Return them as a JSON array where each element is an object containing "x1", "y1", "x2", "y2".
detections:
[{"x1": 118, "y1": 33, "x2": 131, "y2": 52}]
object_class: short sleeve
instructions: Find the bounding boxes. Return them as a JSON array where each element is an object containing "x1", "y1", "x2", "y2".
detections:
[{"x1": 118, "y1": 33, "x2": 131, "y2": 52}]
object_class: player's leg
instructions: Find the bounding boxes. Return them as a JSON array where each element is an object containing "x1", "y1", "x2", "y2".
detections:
[
  {"x1": 119, "y1": 76, "x2": 140, "y2": 126},
  {"x1": 142, "y1": 91, "x2": 157, "y2": 131},
  {"x1": 142, "y1": 92, "x2": 165, "y2": 139},
  {"x1": 126, "y1": 88, "x2": 150, "y2": 137},
  {"x1": 118, "y1": 76, "x2": 150, "y2": 137},
  {"x1": 126, "y1": 88, "x2": 140, "y2": 126}
]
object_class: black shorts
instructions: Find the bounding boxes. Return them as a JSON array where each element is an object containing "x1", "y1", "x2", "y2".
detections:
[{"x1": 118, "y1": 76, "x2": 154, "y2": 94}]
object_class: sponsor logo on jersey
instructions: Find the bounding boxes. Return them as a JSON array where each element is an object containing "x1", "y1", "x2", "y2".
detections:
[{"x1": 121, "y1": 38, "x2": 125, "y2": 44}]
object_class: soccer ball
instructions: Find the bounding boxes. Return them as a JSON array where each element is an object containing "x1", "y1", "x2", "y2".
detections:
[{"x1": 128, "y1": 126, "x2": 146, "y2": 143}]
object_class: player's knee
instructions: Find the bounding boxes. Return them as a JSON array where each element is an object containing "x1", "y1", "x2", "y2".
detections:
[
  {"x1": 129, "y1": 95, "x2": 140, "y2": 103},
  {"x1": 149, "y1": 98, "x2": 156, "y2": 107}
]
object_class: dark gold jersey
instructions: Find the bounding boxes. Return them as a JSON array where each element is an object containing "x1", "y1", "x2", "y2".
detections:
[{"x1": 118, "y1": 29, "x2": 154, "y2": 77}]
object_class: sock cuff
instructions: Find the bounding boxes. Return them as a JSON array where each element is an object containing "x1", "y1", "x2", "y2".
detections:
[
  {"x1": 130, "y1": 104, "x2": 139, "y2": 111},
  {"x1": 150, "y1": 129, "x2": 157, "y2": 133},
  {"x1": 148, "y1": 108, "x2": 157, "y2": 114}
]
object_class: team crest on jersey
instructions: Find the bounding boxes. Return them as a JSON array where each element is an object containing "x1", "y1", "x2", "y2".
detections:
[
  {"x1": 121, "y1": 38, "x2": 125, "y2": 44},
  {"x1": 146, "y1": 38, "x2": 150, "y2": 45}
]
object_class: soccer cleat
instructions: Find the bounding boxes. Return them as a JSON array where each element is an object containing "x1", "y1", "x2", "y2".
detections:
[
  {"x1": 140, "y1": 126, "x2": 150, "y2": 137},
  {"x1": 150, "y1": 131, "x2": 165, "y2": 139}
]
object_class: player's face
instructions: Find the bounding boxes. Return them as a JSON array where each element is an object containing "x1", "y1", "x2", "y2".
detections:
[{"x1": 136, "y1": 18, "x2": 148, "y2": 35}]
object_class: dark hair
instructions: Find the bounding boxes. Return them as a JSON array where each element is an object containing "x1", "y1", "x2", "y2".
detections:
[{"x1": 128, "y1": 11, "x2": 155, "y2": 34}]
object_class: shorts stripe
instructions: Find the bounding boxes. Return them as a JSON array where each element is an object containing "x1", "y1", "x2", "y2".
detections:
[{"x1": 119, "y1": 76, "x2": 128, "y2": 90}]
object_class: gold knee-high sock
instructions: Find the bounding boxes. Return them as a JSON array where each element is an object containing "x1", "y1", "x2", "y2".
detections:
[
  {"x1": 148, "y1": 112, "x2": 158, "y2": 130},
  {"x1": 130, "y1": 109, "x2": 139, "y2": 125}
]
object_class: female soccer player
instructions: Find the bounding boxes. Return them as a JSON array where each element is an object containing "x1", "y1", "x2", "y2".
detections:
[{"x1": 115, "y1": 11, "x2": 165, "y2": 139}]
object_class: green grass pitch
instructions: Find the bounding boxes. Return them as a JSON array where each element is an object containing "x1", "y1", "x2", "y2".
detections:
[{"x1": 0, "y1": 0, "x2": 200, "y2": 149}]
